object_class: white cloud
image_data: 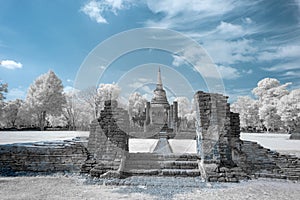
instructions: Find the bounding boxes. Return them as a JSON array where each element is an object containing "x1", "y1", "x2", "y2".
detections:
[
  {"x1": 63, "y1": 86, "x2": 80, "y2": 95},
  {"x1": 81, "y1": 0, "x2": 107, "y2": 23},
  {"x1": 144, "y1": 1, "x2": 259, "y2": 66},
  {"x1": 281, "y1": 71, "x2": 300, "y2": 77},
  {"x1": 258, "y1": 45, "x2": 300, "y2": 61},
  {"x1": 226, "y1": 87, "x2": 253, "y2": 102},
  {"x1": 217, "y1": 65, "x2": 240, "y2": 80},
  {"x1": 194, "y1": 61, "x2": 238, "y2": 80},
  {"x1": 146, "y1": 0, "x2": 236, "y2": 23},
  {"x1": 204, "y1": 39, "x2": 256, "y2": 64},
  {"x1": 242, "y1": 69, "x2": 253, "y2": 74},
  {"x1": 215, "y1": 21, "x2": 245, "y2": 39},
  {"x1": 6, "y1": 88, "x2": 26, "y2": 100},
  {"x1": 99, "y1": 65, "x2": 106, "y2": 70},
  {"x1": 81, "y1": 0, "x2": 134, "y2": 24},
  {"x1": 145, "y1": 0, "x2": 228, "y2": 29},
  {"x1": 128, "y1": 81, "x2": 144, "y2": 88},
  {"x1": 171, "y1": 45, "x2": 240, "y2": 80},
  {"x1": 263, "y1": 61, "x2": 300, "y2": 72},
  {"x1": 172, "y1": 55, "x2": 187, "y2": 67},
  {"x1": 244, "y1": 17, "x2": 253, "y2": 24},
  {"x1": 295, "y1": 0, "x2": 300, "y2": 11},
  {"x1": 0, "y1": 59, "x2": 23, "y2": 69},
  {"x1": 179, "y1": 23, "x2": 257, "y2": 65},
  {"x1": 144, "y1": 0, "x2": 259, "y2": 30},
  {"x1": 137, "y1": 78, "x2": 151, "y2": 82},
  {"x1": 128, "y1": 80, "x2": 153, "y2": 89}
]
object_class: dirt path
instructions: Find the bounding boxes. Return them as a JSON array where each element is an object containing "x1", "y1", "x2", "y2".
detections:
[{"x1": 0, "y1": 175, "x2": 299, "y2": 200}]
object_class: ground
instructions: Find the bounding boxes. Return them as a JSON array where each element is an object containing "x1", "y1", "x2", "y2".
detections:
[
  {"x1": 0, "y1": 175, "x2": 299, "y2": 200},
  {"x1": 0, "y1": 131, "x2": 299, "y2": 199}
]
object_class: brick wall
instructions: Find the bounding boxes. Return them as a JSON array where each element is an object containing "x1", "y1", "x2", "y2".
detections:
[
  {"x1": 0, "y1": 139, "x2": 88, "y2": 176},
  {"x1": 82, "y1": 100, "x2": 129, "y2": 177}
]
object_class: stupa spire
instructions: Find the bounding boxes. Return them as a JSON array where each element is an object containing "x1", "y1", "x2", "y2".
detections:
[
  {"x1": 151, "y1": 67, "x2": 169, "y2": 106},
  {"x1": 157, "y1": 67, "x2": 163, "y2": 89}
]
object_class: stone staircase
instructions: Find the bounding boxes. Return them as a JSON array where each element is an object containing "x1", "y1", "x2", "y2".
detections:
[
  {"x1": 122, "y1": 153, "x2": 201, "y2": 177},
  {"x1": 241, "y1": 140, "x2": 300, "y2": 181},
  {"x1": 241, "y1": 141, "x2": 279, "y2": 173},
  {"x1": 267, "y1": 150, "x2": 300, "y2": 180}
]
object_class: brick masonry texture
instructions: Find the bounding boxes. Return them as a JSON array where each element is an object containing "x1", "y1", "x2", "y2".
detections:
[
  {"x1": 81, "y1": 100, "x2": 129, "y2": 178},
  {"x1": 0, "y1": 139, "x2": 88, "y2": 176}
]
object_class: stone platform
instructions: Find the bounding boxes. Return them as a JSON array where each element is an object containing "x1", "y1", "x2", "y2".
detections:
[{"x1": 0, "y1": 138, "x2": 88, "y2": 176}]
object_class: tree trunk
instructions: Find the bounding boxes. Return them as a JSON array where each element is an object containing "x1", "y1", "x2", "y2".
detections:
[{"x1": 40, "y1": 111, "x2": 46, "y2": 131}]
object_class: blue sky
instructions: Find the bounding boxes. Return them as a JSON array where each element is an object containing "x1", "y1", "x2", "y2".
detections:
[{"x1": 1, "y1": 0, "x2": 300, "y2": 102}]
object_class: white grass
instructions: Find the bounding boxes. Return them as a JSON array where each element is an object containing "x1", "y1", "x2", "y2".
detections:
[
  {"x1": 168, "y1": 139, "x2": 196, "y2": 154},
  {"x1": 0, "y1": 131, "x2": 299, "y2": 157},
  {"x1": 0, "y1": 131, "x2": 89, "y2": 144},
  {"x1": 129, "y1": 139, "x2": 158, "y2": 153},
  {"x1": 129, "y1": 139, "x2": 197, "y2": 153},
  {"x1": 241, "y1": 133, "x2": 300, "y2": 157}
]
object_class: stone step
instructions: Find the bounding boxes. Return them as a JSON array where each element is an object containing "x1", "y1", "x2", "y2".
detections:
[
  {"x1": 255, "y1": 172, "x2": 287, "y2": 179},
  {"x1": 123, "y1": 153, "x2": 201, "y2": 177},
  {"x1": 281, "y1": 168, "x2": 300, "y2": 173},
  {"x1": 125, "y1": 160, "x2": 199, "y2": 170},
  {"x1": 286, "y1": 175, "x2": 300, "y2": 181},
  {"x1": 122, "y1": 169, "x2": 160, "y2": 176},
  {"x1": 161, "y1": 169, "x2": 200, "y2": 176},
  {"x1": 123, "y1": 169, "x2": 201, "y2": 177},
  {"x1": 163, "y1": 161, "x2": 198, "y2": 168},
  {"x1": 127, "y1": 153, "x2": 200, "y2": 161}
]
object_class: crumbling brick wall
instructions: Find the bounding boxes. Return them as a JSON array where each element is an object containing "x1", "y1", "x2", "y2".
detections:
[
  {"x1": 194, "y1": 91, "x2": 234, "y2": 164},
  {"x1": 82, "y1": 100, "x2": 129, "y2": 177},
  {"x1": 0, "y1": 140, "x2": 88, "y2": 176}
]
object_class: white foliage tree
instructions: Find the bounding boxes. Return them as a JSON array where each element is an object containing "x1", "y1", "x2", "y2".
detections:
[
  {"x1": 25, "y1": 70, "x2": 66, "y2": 131},
  {"x1": 47, "y1": 114, "x2": 67, "y2": 128},
  {"x1": 231, "y1": 96, "x2": 260, "y2": 131},
  {"x1": 63, "y1": 89, "x2": 94, "y2": 130},
  {"x1": 259, "y1": 103, "x2": 282, "y2": 132},
  {"x1": 252, "y1": 78, "x2": 290, "y2": 103},
  {"x1": 252, "y1": 78, "x2": 290, "y2": 132},
  {"x1": 128, "y1": 92, "x2": 147, "y2": 126},
  {"x1": 278, "y1": 89, "x2": 300, "y2": 132},
  {"x1": 16, "y1": 104, "x2": 36, "y2": 128},
  {"x1": 97, "y1": 83, "x2": 121, "y2": 110},
  {"x1": 78, "y1": 86, "x2": 99, "y2": 118},
  {"x1": 175, "y1": 97, "x2": 191, "y2": 118},
  {"x1": 1, "y1": 99, "x2": 23, "y2": 128},
  {"x1": 0, "y1": 82, "x2": 8, "y2": 122},
  {"x1": 128, "y1": 92, "x2": 147, "y2": 116},
  {"x1": 63, "y1": 89, "x2": 79, "y2": 130},
  {"x1": 0, "y1": 82, "x2": 8, "y2": 102}
]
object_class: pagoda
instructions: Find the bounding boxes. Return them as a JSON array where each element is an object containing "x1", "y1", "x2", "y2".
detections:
[{"x1": 143, "y1": 68, "x2": 179, "y2": 135}]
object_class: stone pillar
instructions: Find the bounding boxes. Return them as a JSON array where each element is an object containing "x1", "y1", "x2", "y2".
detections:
[
  {"x1": 173, "y1": 101, "x2": 178, "y2": 132},
  {"x1": 145, "y1": 102, "x2": 150, "y2": 125},
  {"x1": 84, "y1": 100, "x2": 129, "y2": 177},
  {"x1": 194, "y1": 91, "x2": 229, "y2": 163},
  {"x1": 169, "y1": 104, "x2": 174, "y2": 128},
  {"x1": 144, "y1": 101, "x2": 151, "y2": 132}
]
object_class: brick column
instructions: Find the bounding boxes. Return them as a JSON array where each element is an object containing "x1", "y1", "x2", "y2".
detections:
[{"x1": 83, "y1": 100, "x2": 129, "y2": 177}]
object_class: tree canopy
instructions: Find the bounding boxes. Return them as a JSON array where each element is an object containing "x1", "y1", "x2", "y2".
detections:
[{"x1": 25, "y1": 70, "x2": 66, "y2": 130}]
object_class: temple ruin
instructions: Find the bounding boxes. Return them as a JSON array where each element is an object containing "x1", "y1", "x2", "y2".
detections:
[
  {"x1": 80, "y1": 68, "x2": 300, "y2": 182},
  {"x1": 0, "y1": 68, "x2": 299, "y2": 182}
]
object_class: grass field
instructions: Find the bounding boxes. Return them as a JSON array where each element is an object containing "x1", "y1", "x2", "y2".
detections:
[{"x1": 0, "y1": 131, "x2": 299, "y2": 156}]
